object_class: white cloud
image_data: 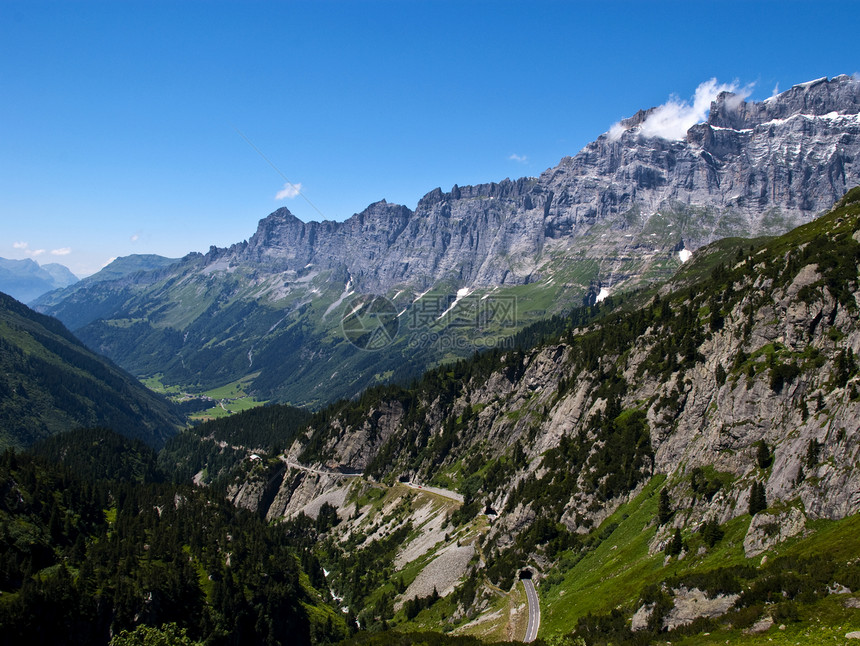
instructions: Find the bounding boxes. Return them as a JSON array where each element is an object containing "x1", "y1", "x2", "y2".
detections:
[
  {"x1": 608, "y1": 78, "x2": 753, "y2": 142},
  {"x1": 771, "y1": 82, "x2": 780, "y2": 98},
  {"x1": 275, "y1": 182, "x2": 302, "y2": 200},
  {"x1": 12, "y1": 240, "x2": 62, "y2": 258},
  {"x1": 639, "y1": 79, "x2": 743, "y2": 140},
  {"x1": 607, "y1": 122, "x2": 628, "y2": 142},
  {"x1": 508, "y1": 153, "x2": 529, "y2": 163},
  {"x1": 130, "y1": 233, "x2": 140, "y2": 242}
]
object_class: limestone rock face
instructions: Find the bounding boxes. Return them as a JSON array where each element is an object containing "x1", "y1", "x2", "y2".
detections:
[
  {"x1": 662, "y1": 587, "x2": 740, "y2": 631},
  {"x1": 743, "y1": 508, "x2": 807, "y2": 557},
  {"x1": 231, "y1": 76, "x2": 860, "y2": 294}
]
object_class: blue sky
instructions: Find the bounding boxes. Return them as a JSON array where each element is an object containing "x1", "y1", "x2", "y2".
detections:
[{"x1": 1, "y1": 0, "x2": 856, "y2": 276}]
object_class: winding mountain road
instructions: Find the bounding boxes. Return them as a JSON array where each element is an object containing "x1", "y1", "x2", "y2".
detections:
[
  {"x1": 279, "y1": 459, "x2": 464, "y2": 504},
  {"x1": 402, "y1": 481, "x2": 464, "y2": 503},
  {"x1": 280, "y1": 458, "x2": 362, "y2": 478},
  {"x1": 522, "y1": 577, "x2": 540, "y2": 643}
]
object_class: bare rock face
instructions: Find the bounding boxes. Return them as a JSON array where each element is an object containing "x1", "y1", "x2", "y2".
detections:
[
  {"x1": 226, "y1": 472, "x2": 267, "y2": 513},
  {"x1": 743, "y1": 507, "x2": 807, "y2": 557},
  {"x1": 633, "y1": 587, "x2": 741, "y2": 632},
  {"x1": 265, "y1": 470, "x2": 351, "y2": 521},
  {"x1": 319, "y1": 403, "x2": 406, "y2": 471},
  {"x1": 399, "y1": 544, "x2": 475, "y2": 603},
  {"x1": 662, "y1": 587, "x2": 740, "y2": 631},
  {"x1": 743, "y1": 615, "x2": 775, "y2": 635},
  {"x1": 234, "y1": 76, "x2": 860, "y2": 294},
  {"x1": 631, "y1": 603, "x2": 654, "y2": 631}
]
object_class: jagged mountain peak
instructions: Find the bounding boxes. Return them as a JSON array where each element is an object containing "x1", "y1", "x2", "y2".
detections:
[
  {"x1": 241, "y1": 75, "x2": 860, "y2": 293},
  {"x1": 603, "y1": 75, "x2": 860, "y2": 144},
  {"x1": 707, "y1": 73, "x2": 860, "y2": 131}
]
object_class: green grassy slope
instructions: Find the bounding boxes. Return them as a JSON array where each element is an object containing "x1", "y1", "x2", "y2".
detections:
[
  {"x1": 0, "y1": 291, "x2": 183, "y2": 449},
  {"x1": 536, "y1": 475, "x2": 860, "y2": 645}
]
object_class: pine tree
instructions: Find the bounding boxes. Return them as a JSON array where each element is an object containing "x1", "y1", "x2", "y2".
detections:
[
  {"x1": 702, "y1": 518, "x2": 724, "y2": 547},
  {"x1": 665, "y1": 528, "x2": 683, "y2": 556},
  {"x1": 756, "y1": 441, "x2": 772, "y2": 469},
  {"x1": 749, "y1": 481, "x2": 767, "y2": 516},
  {"x1": 658, "y1": 488, "x2": 672, "y2": 525},
  {"x1": 805, "y1": 438, "x2": 821, "y2": 468}
]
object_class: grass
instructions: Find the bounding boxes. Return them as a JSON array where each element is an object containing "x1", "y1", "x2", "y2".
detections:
[
  {"x1": 141, "y1": 373, "x2": 268, "y2": 421},
  {"x1": 533, "y1": 475, "x2": 860, "y2": 644},
  {"x1": 201, "y1": 375, "x2": 257, "y2": 400},
  {"x1": 139, "y1": 373, "x2": 183, "y2": 394},
  {"x1": 454, "y1": 578, "x2": 529, "y2": 642},
  {"x1": 540, "y1": 475, "x2": 668, "y2": 634},
  {"x1": 189, "y1": 397, "x2": 268, "y2": 420}
]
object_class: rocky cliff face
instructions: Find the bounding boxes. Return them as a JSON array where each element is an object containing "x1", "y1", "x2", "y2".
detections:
[
  {"x1": 261, "y1": 190, "x2": 860, "y2": 559},
  {"x1": 34, "y1": 75, "x2": 860, "y2": 407},
  {"x1": 228, "y1": 74, "x2": 860, "y2": 292}
]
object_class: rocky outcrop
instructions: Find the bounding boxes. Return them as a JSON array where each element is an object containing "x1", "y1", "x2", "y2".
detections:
[
  {"x1": 631, "y1": 587, "x2": 741, "y2": 633},
  {"x1": 743, "y1": 507, "x2": 807, "y2": 557},
  {"x1": 662, "y1": 587, "x2": 740, "y2": 631}
]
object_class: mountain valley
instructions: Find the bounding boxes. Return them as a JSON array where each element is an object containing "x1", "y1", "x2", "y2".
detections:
[
  {"x1": 32, "y1": 75, "x2": 860, "y2": 408},
  {"x1": 0, "y1": 291, "x2": 182, "y2": 450},
  {"x1": 2, "y1": 76, "x2": 860, "y2": 646}
]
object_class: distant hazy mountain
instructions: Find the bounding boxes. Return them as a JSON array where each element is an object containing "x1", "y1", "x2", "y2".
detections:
[
  {"x1": 0, "y1": 290, "x2": 182, "y2": 450},
  {"x1": 0, "y1": 257, "x2": 78, "y2": 304},
  {"x1": 32, "y1": 254, "x2": 181, "y2": 328},
  {"x1": 80, "y1": 254, "x2": 181, "y2": 284},
  {"x1": 34, "y1": 75, "x2": 860, "y2": 407}
]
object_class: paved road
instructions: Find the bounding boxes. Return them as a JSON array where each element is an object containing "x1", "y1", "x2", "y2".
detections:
[
  {"x1": 522, "y1": 578, "x2": 540, "y2": 643},
  {"x1": 279, "y1": 462, "x2": 463, "y2": 503},
  {"x1": 402, "y1": 481, "x2": 465, "y2": 503},
  {"x1": 280, "y1": 458, "x2": 362, "y2": 478}
]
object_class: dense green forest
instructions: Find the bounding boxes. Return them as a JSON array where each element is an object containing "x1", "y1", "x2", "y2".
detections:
[
  {"x1": 159, "y1": 403, "x2": 311, "y2": 486},
  {"x1": 32, "y1": 427, "x2": 163, "y2": 484},
  {"x1": 0, "y1": 437, "x2": 349, "y2": 645}
]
